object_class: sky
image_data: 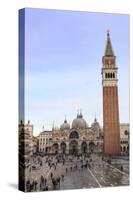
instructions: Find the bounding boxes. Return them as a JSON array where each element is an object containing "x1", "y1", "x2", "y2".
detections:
[{"x1": 23, "y1": 8, "x2": 130, "y2": 135}]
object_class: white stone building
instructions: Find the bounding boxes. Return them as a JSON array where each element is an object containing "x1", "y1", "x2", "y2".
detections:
[
  {"x1": 19, "y1": 120, "x2": 34, "y2": 159},
  {"x1": 38, "y1": 112, "x2": 103, "y2": 155},
  {"x1": 120, "y1": 123, "x2": 129, "y2": 154}
]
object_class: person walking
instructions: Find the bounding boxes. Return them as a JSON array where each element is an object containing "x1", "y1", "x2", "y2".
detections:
[
  {"x1": 121, "y1": 165, "x2": 123, "y2": 171},
  {"x1": 50, "y1": 172, "x2": 53, "y2": 179},
  {"x1": 44, "y1": 178, "x2": 47, "y2": 186}
]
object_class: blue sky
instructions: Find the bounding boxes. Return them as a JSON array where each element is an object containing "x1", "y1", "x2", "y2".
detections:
[{"x1": 24, "y1": 8, "x2": 129, "y2": 135}]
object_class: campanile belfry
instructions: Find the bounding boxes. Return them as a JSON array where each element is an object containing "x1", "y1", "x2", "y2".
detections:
[{"x1": 102, "y1": 31, "x2": 120, "y2": 155}]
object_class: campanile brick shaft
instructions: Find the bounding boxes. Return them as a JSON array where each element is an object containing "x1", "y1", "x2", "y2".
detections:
[{"x1": 102, "y1": 31, "x2": 120, "y2": 155}]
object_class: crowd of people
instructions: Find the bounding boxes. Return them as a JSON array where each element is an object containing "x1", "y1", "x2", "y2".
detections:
[
  {"x1": 25, "y1": 153, "x2": 125, "y2": 192},
  {"x1": 25, "y1": 153, "x2": 96, "y2": 192}
]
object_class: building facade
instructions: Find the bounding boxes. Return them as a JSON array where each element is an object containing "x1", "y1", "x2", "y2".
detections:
[
  {"x1": 19, "y1": 120, "x2": 33, "y2": 160},
  {"x1": 37, "y1": 119, "x2": 129, "y2": 156},
  {"x1": 38, "y1": 113, "x2": 104, "y2": 155},
  {"x1": 120, "y1": 123, "x2": 129, "y2": 154}
]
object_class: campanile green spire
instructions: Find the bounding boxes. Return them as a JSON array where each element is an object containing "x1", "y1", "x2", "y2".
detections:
[{"x1": 104, "y1": 30, "x2": 115, "y2": 56}]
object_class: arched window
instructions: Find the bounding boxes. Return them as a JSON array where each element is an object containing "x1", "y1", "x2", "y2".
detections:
[
  {"x1": 113, "y1": 73, "x2": 115, "y2": 78},
  {"x1": 124, "y1": 130, "x2": 128, "y2": 135},
  {"x1": 105, "y1": 73, "x2": 107, "y2": 78},
  {"x1": 123, "y1": 146, "x2": 126, "y2": 152},
  {"x1": 69, "y1": 131, "x2": 79, "y2": 139},
  {"x1": 108, "y1": 73, "x2": 111, "y2": 78}
]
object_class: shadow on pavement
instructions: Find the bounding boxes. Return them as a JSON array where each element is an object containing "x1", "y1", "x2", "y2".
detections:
[{"x1": 8, "y1": 183, "x2": 18, "y2": 190}]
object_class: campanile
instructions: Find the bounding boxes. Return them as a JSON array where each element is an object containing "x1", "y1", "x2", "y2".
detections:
[{"x1": 102, "y1": 31, "x2": 120, "y2": 155}]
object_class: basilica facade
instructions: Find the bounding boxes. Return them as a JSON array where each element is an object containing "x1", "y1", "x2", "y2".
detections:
[{"x1": 38, "y1": 112, "x2": 103, "y2": 155}]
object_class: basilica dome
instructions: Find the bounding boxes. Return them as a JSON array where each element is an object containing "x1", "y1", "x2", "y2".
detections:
[
  {"x1": 72, "y1": 112, "x2": 88, "y2": 129},
  {"x1": 60, "y1": 119, "x2": 70, "y2": 130}
]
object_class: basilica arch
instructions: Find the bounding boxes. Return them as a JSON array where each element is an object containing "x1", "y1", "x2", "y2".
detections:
[
  {"x1": 89, "y1": 142, "x2": 95, "y2": 153},
  {"x1": 60, "y1": 142, "x2": 66, "y2": 154},
  {"x1": 52, "y1": 143, "x2": 59, "y2": 154},
  {"x1": 81, "y1": 141, "x2": 87, "y2": 154},
  {"x1": 69, "y1": 140, "x2": 78, "y2": 155}
]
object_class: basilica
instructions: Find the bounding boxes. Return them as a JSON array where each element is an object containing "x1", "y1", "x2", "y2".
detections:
[{"x1": 38, "y1": 112, "x2": 104, "y2": 155}]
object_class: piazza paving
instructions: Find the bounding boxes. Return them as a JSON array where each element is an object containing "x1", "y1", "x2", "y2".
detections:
[{"x1": 25, "y1": 154, "x2": 129, "y2": 191}]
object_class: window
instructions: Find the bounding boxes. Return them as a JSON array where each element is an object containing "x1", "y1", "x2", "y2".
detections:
[
  {"x1": 124, "y1": 130, "x2": 128, "y2": 135},
  {"x1": 108, "y1": 73, "x2": 111, "y2": 78},
  {"x1": 105, "y1": 72, "x2": 115, "y2": 79},
  {"x1": 69, "y1": 131, "x2": 79, "y2": 139}
]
